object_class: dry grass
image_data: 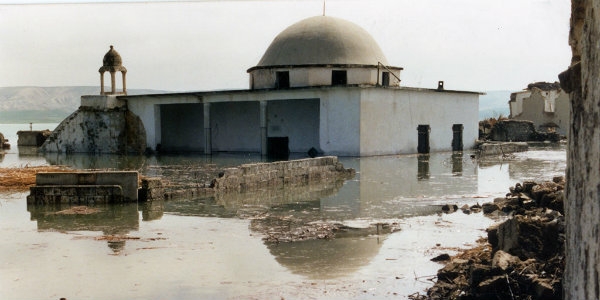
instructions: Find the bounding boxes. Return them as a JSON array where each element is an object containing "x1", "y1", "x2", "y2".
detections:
[{"x1": 0, "y1": 165, "x2": 73, "y2": 193}]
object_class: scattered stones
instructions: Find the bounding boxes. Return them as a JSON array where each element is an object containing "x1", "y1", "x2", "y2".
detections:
[
  {"x1": 481, "y1": 202, "x2": 499, "y2": 214},
  {"x1": 414, "y1": 178, "x2": 565, "y2": 300},
  {"x1": 431, "y1": 253, "x2": 451, "y2": 262},
  {"x1": 441, "y1": 204, "x2": 459, "y2": 213}
]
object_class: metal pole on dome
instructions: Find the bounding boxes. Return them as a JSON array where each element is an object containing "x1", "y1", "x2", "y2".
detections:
[{"x1": 323, "y1": 0, "x2": 326, "y2": 16}]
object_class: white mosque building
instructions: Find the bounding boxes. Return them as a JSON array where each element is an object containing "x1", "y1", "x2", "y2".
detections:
[{"x1": 42, "y1": 15, "x2": 481, "y2": 157}]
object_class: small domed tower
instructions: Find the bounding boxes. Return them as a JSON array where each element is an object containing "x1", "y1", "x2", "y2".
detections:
[{"x1": 99, "y1": 45, "x2": 127, "y2": 95}]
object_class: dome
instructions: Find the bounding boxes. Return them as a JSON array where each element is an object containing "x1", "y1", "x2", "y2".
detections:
[
  {"x1": 99, "y1": 45, "x2": 127, "y2": 73},
  {"x1": 253, "y1": 16, "x2": 389, "y2": 68}
]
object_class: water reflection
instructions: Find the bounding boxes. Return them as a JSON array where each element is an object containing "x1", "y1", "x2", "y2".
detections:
[
  {"x1": 417, "y1": 154, "x2": 430, "y2": 180},
  {"x1": 267, "y1": 236, "x2": 383, "y2": 279},
  {"x1": 452, "y1": 152, "x2": 463, "y2": 175},
  {"x1": 4, "y1": 144, "x2": 568, "y2": 287},
  {"x1": 17, "y1": 146, "x2": 39, "y2": 157},
  {"x1": 27, "y1": 203, "x2": 139, "y2": 254}
]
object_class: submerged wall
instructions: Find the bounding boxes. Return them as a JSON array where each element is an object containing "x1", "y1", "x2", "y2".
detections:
[
  {"x1": 214, "y1": 156, "x2": 355, "y2": 192},
  {"x1": 17, "y1": 130, "x2": 51, "y2": 146}
]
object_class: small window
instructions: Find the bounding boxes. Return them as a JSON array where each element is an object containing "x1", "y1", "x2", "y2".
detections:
[
  {"x1": 276, "y1": 71, "x2": 290, "y2": 89},
  {"x1": 382, "y1": 72, "x2": 390, "y2": 86},
  {"x1": 331, "y1": 70, "x2": 347, "y2": 85}
]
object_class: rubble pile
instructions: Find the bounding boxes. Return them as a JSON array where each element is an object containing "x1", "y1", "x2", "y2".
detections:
[{"x1": 414, "y1": 177, "x2": 565, "y2": 300}]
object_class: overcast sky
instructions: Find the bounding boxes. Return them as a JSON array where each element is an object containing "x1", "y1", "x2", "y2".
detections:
[{"x1": 0, "y1": 0, "x2": 571, "y2": 92}]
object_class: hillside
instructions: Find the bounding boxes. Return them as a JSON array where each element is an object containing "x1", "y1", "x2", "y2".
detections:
[
  {"x1": 0, "y1": 86, "x2": 168, "y2": 123},
  {"x1": 478, "y1": 90, "x2": 513, "y2": 120}
]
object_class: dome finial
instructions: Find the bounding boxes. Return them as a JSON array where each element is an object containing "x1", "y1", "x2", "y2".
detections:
[{"x1": 322, "y1": 0, "x2": 326, "y2": 16}]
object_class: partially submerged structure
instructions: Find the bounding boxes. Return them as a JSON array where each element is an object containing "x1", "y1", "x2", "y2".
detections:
[
  {"x1": 508, "y1": 82, "x2": 569, "y2": 137},
  {"x1": 42, "y1": 16, "x2": 481, "y2": 156}
]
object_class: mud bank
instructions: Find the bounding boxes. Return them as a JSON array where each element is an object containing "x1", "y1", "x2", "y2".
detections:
[{"x1": 412, "y1": 177, "x2": 565, "y2": 300}]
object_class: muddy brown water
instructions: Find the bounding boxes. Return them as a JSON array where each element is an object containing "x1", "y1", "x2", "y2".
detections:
[{"x1": 0, "y1": 124, "x2": 566, "y2": 299}]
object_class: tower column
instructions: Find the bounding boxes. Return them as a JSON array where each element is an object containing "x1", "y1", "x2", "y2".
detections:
[
  {"x1": 100, "y1": 73, "x2": 105, "y2": 94},
  {"x1": 204, "y1": 102, "x2": 212, "y2": 155},
  {"x1": 110, "y1": 71, "x2": 116, "y2": 94},
  {"x1": 122, "y1": 71, "x2": 127, "y2": 94}
]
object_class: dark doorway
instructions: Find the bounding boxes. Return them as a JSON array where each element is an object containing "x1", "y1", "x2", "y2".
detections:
[
  {"x1": 452, "y1": 124, "x2": 463, "y2": 151},
  {"x1": 382, "y1": 72, "x2": 390, "y2": 86},
  {"x1": 267, "y1": 137, "x2": 289, "y2": 160},
  {"x1": 417, "y1": 125, "x2": 430, "y2": 154},
  {"x1": 331, "y1": 70, "x2": 347, "y2": 85},
  {"x1": 276, "y1": 71, "x2": 290, "y2": 89}
]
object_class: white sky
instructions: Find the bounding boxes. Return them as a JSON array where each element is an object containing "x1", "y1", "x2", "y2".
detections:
[{"x1": 0, "y1": 0, "x2": 571, "y2": 92}]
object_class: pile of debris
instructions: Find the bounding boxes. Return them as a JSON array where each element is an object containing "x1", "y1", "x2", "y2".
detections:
[
  {"x1": 479, "y1": 119, "x2": 561, "y2": 142},
  {"x1": 413, "y1": 177, "x2": 565, "y2": 300}
]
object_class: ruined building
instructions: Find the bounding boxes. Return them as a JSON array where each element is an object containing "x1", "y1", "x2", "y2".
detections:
[
  {"x1": 42, "y1": 16, "x2": 481, "y2": 156},
  {"x1": 508, "y1": 82, "x2": 570, "y2": 137}
]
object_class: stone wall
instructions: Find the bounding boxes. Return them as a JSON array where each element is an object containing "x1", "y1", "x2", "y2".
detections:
[
  {"x1": 213, "y1": 156, "x2": 354, "y2": 193},
  {"x1": 477, "y1": 142, "x2": 529, "y2": 156},
  {"x1": 490, "y1": 119, "x2": 560, "y2": 142},
  {"x1": 27, "y1": 171, "x2": 139, "y2": 204},
  {"x1": 40, "y1": 107, "x2": 146, "y2": 154}
]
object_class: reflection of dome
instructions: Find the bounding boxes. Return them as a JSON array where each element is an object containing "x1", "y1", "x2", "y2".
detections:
[
  {"x1": 267, "y1": 236, "x2": 383, "y2": 279},
  {"x1": 254, "y1": 16, "x2": 388, "y2": 68}
]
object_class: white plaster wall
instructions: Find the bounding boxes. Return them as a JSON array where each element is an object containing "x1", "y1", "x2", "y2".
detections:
[
  {"x1": 124, "y1": 86, "x2": 477, "y2": 156},
  {"x1": 249, "y1": 66, "x2": 401, "y2": 89},
  {"x1": 509, "y1": 91, "x2": 530, "y2": 117},
  {"x1": 267, "y1": 99, "x2": 320, "y2": 153},
  {"x1": 319, "y1": 88, "x2": 361, "y2": 156},
  {"x1": 291, "y1": 69, "x2": 310, "y2": 87},
  {"x1": 306, "y1": 68, "x2": 331, "y2": 86},
  {"x1": 359, "y1": 88, "x2": 479, "y2": 155},
  {"x1": 210, "y1": 101, "x2": 261, "y2": 152}
]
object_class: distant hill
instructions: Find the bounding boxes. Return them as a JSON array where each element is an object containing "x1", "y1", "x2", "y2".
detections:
[
  {"x1": 1, "y1": 86, "x2": 516, "y2": 123},
  {"x1": 0, "y1": 86, "x2": 169, "y2": 123},
  {"x1": 479, "y1": 90, "x2": 514, "y2": 120}
]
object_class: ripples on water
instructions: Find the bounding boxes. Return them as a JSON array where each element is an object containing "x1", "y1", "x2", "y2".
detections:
[{"x1": 0, "y1": 124, "x2": 567, "y2": 299}]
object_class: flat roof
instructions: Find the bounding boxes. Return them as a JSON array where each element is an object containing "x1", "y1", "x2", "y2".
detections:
[{"x1": 117, "y1": 85, "x2": 485, "y2": 100}]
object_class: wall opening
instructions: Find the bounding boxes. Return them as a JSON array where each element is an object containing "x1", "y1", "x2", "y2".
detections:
[
  {"x1": 331, "y1": 70, "x2": 347, "y2": 85},
  {"x1": 159, "y1": 103, "x2": 204, "y2": 152},
  {"x1": 267, "y1": 137, "x2": 289, "y2": 160},
  {"x1": 417, "y1": 125, "x2": 430, "y2": 154},
  {"x1": 382, "y1": 72, "x2": 390, "y2": 86},
  {"x1": 452, "y1": 124, "x2": 463, "y2": 151},
  {"x1": 267, "y1": 98, "x2": 320, "y2": 153},
  {"x1": 276, "y1": 71, "x2": 290, "y2": 89}
]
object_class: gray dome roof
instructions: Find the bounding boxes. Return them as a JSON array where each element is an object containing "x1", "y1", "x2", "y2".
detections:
[{"x1": 254, "y1": 16, "x2": 389, "y2": 68}]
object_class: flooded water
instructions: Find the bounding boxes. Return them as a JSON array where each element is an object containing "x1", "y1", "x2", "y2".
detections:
[{"x1": 0, "y1": 124, "x2": 567, "y2": 299}]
